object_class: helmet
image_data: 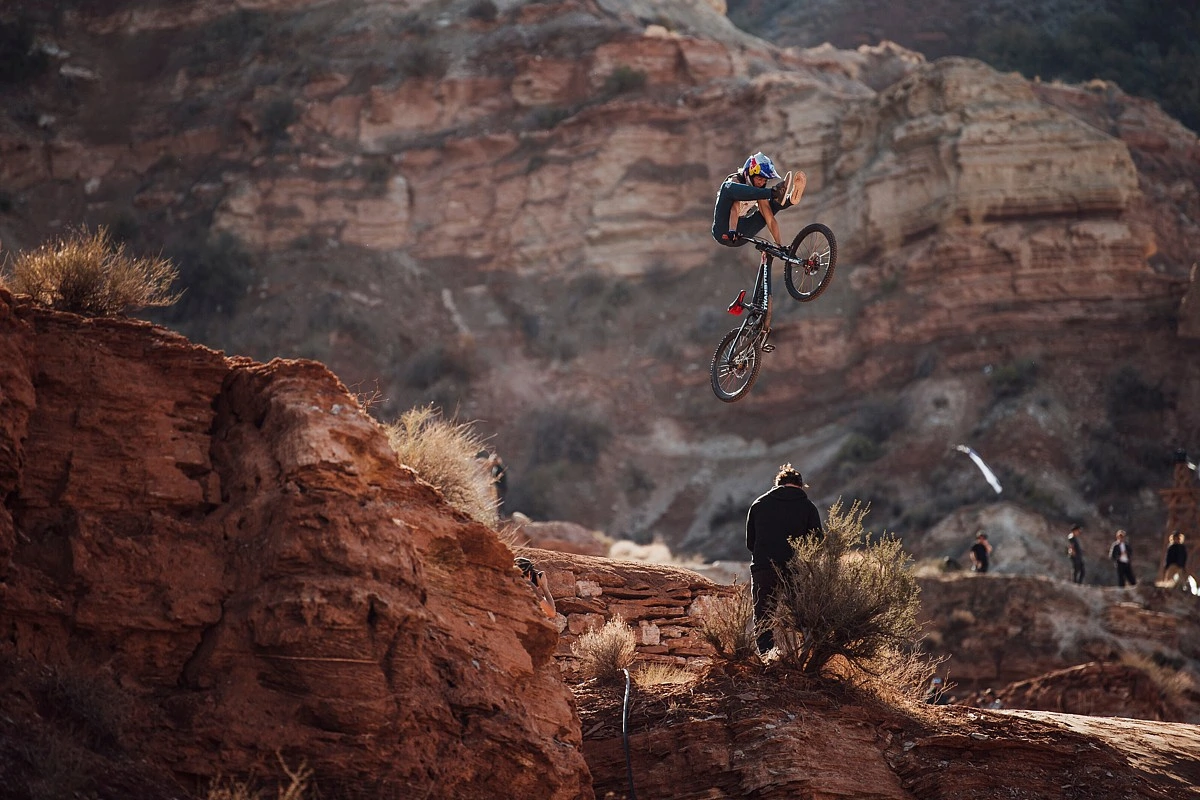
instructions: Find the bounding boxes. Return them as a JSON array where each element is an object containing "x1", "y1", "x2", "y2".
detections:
[{"x1": 742, "y1": 152, "x2": 780, "y2": 180}]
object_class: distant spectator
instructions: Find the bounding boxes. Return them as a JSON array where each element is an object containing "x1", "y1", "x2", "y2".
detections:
[
  {"x1": 476, "y1": 449, "x2": 509, "y2": 518},
  {"x1": 746, "y1": 463, "x2": 823, "y2": 656},
  {"x1": 489, "y1": 452, "x2": 508, "y2": 517},
  {"x1": 924, "y1": 676, "x2": 950, "y2": 705},
  {"x1": 1110, "y1": 529, "x2": 1136, "y2": 587},
  {"x1": 1066, "y1": 524, "x2": 1085, "y2": 584},
  {"x1": 969, "y1": 531, "x2": 992, "y2": 574},
  {"x1": 981, "y1": 688, "x2": 1003, "y2": 709},
  {"x1": 1164, "y1": 530, "x2": 1188, "y2": 586}
]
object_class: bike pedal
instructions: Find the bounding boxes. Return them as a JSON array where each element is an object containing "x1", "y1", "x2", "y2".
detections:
[{"x1": 761, "y1": 344, "x2": 776, "y2": 353}]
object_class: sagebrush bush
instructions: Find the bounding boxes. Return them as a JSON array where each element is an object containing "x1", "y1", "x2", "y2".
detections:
[
  {"x1": 4, "y1": 226, "x2": 180, "y2": 316},
  {"x1": 37, "y1": 666, "x2": 131, "y2": 752},
  {"x1": 207, "y1": 755, "x2": 313, "y2": 800},
  {"x1": 571, "y1": 615, "x2": 636, "y2": 683},
  {"x1": 773, "y1": 499, "x2": 922, "y2": 677},
  {"x1": 988, "y1": 357, "x2": 1038, "y2": 401},
  {"x1": 384, "y1": 406, "x2": 499, "y2": 528},
  {"x1": 697, "y1": 583, "x2": 758, "y2": 664},
  {"x1": 632, "y1": 661, "x2": 696, "y2": 689}
]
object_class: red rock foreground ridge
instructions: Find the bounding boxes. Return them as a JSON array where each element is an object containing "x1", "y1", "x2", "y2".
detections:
[
  {"x1": 3, "y1": 293, "x2": 1200, "y2": 799},
  {"x1": 0, "y1": 291, "x2": 585, "y2": 798}
]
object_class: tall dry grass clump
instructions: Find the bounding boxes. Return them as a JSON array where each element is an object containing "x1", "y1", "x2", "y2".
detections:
[
  {"x1": 697, "y1": 582, "x2": 759, "y2": 664},
  {"x1": 773, "y1": 499, "x2": 922, "y2": 678},
  {"x1": 384, "y1": 405, "x2": 499, "y2": 528},
  {"x1": 632, "y1": 661, "x2": 696, "y2": 690},
  {"x1": 207, "y1": 754, "x2": 313, "y2": 800},
  {"x1": 571, "y1": 615, "x2": 636, "y2": 683},
  {"x1": 3, "y1": 226, "x2": 180, "y2": 316}
]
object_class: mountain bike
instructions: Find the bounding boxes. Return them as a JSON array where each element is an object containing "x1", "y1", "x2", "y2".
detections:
[{"x1": 709, "y1": 223, "x2": 837, "y2": 403}]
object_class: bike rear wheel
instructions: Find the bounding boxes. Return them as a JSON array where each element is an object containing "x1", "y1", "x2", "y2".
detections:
[
  {"x1": 710, "y1": 323, "x2": 763, "y2": 403},
  {"x1": 784, "y1": 223, "x2": 837, "y2": 302}
]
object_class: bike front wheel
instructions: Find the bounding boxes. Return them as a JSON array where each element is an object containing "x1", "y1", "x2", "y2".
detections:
[
  {"x1": 784, "y1": 223, "x2": 837, "y2": 302},
  {"x1": 710, "y1": 325, "x2": 763, "y2": 403}
]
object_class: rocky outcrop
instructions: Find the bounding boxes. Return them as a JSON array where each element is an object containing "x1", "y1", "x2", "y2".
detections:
[
  {"x1": 0, "y1": 291, "x2": 591, "y2": 799},
  {"x1": 975, "y1": 661, "x2": 1200, "y2": 722},
  {"x1": 917, "y1": 573, "x2": 1200, "y2": 699},
  {"x1": 509, "y1": 514, "x2": 613, "y2": 556},
  {"x1": 580, "y1": 668, "x2": 1200, "y2": 799},
  {"x1": 531, "y1": 549, "x2": 733, "y2": 667}
]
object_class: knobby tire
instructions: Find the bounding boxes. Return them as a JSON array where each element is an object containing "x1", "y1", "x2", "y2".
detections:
[
  {"x1": 710, "y1": 325, "x2": 763, "y2": 403},
  {"x1": 784, "y1": 223, "x2": 837, "y2": 302}
]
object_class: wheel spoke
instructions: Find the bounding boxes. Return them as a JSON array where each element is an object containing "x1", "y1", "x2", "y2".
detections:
[{"x1": 784, "y1": 223, "x2": 837, "y2": 302}]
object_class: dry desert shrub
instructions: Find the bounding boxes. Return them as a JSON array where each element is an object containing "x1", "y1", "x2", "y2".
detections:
[
  {"x1": 697, "y1": 582, "x2": 759, "y2": 664},
  {"x1": 3, "y1": 226, "x2": 180, "y2": 316},
  {"x1": 1120, "y1": 651, "x2": 1196, "y2": 707},
  {"x1": 384, "y1": 405, "x2": 499, "y2": 528},
  {"x1": 773, "y1": 499, "x2": 922, "y2": 678},
  {"x1": 571, "y1": 615, "x2": 636, "y2": 683},
  {"x1": 14, "y1": 732, "x2": 91, "y2": 799},
  {"x1": 207, "y1": 755, "x2": 313, "y2": 800},
  {"x1": 36, "y1": 665, "x2": 131, "y2": 752},
  {"x1": 632, "y1": 661, "x2": 697, "y2": 690}
]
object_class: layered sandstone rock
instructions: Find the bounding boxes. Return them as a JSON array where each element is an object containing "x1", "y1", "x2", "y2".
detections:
[
  {"x1": 974, "y1": 661, "x2": 1200, "y2": 722},
  {"x1": 0, "y1": 291, "x2": 591, "y2": 799},
  {"x1": 580, "y1": 670, "x2": 1200, "y2": 799},
  {"x1": 530, "y1": 548, "x2": 733, "y2": 665}
]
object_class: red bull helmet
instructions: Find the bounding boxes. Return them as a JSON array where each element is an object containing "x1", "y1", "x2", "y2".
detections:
[{"x1": 742, "y1": 152, "x2": 780, "y2": 181}]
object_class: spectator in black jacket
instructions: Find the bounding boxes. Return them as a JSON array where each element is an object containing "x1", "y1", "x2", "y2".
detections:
[
  {"x1": 1066, "y1": 524, "x2": 1085, "y2": 584},
  {"x1": 1164, "y1": 530, "x2": 1188, "y2": 586},
  {"x1": 746, "y1": 463, "x2": 824, "y2": 655},
  {"x1": 1111, "y1": 529, "x2": 1136, "y2": 587}
]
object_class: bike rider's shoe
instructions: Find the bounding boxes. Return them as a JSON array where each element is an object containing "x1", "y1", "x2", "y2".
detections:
[{"x1": 772, "y1": 171, "x2": 794, "y2": 207}]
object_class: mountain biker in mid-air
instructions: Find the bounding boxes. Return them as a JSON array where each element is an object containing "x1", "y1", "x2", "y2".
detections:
[{"x1": 711, "y1": 152, "x2": 806, "y2": 249}]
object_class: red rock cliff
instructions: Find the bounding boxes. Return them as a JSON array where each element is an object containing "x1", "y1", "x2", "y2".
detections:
[{"x1": 0, "y1": 289, "x2": 592, "y2": 798}]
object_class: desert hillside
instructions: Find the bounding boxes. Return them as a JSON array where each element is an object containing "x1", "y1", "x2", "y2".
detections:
[
  {"x1": 2, "y1": 295, "x2": 1200, "y2": 799},
  {"x1": 1, "y1": 0, "x2": 1198, "y2": 565}
]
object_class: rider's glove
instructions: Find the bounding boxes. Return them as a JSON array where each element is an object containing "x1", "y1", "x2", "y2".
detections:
[{"x1": 723, "y1": 230, "x2": 740, "y2": 242}]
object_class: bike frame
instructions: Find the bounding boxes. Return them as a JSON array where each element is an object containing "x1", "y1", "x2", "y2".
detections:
[{"x1": 728, "y1": 237, "x2": 792, "y2": 340}]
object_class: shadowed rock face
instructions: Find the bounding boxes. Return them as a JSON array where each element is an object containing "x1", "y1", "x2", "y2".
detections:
[
  {"x1": 0, "y1": 291, "x2": 591, "y2": 799},
  {"x1": 1, "y1": 0, "x2": 1197, "y2": 555}
]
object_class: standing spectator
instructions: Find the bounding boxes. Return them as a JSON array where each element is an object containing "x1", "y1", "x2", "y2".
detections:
[
  {"x1": 969, "y1": 531, "x2": 992, "y2": 573},
  {"x1": 476, "y1": 449, "x2": 509, "y2": 518},
  {"x1": 924, "y1": 676, "x2": 950, "y2": 705},
  {"x1": 1066, "y1": 524, "x2": 1085, "y2": 584},
  {"x1": 1111, "y1": 529, "x2": 1136, "y2": 587},
  {"x1": 488, "y1": 452, "x2": 508, "y2": 518},
  {"x1": 981, "y1": 688, "x2": 1003, "y2": 709},
  {"x1": 746, "y1": 463, "x2": 824, "y2": 656},
  {"x1": 1164, "y1": 530, "x2": 1188, "y2": 585}
]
